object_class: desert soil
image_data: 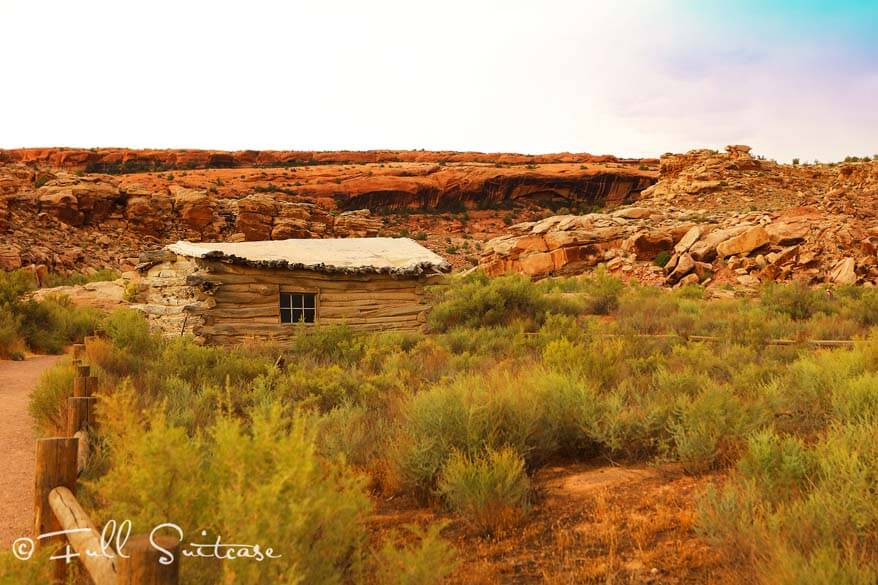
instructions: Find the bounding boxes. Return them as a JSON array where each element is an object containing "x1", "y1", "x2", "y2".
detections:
[
  {"x1": 371, "y1": 462, "x2": 738, "y2": 583},
  {"x1": 0, "y1": 355, "x2": 63, "y2": 549}
]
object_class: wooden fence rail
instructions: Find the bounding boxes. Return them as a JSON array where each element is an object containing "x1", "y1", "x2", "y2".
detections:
[{"x1": 33, "y1": 340, "x2": 180, "y2": 584}]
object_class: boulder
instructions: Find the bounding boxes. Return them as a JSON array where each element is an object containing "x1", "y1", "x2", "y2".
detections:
[
  {"x1": 622, "y1": 231, "x2": 674, "y2": 261},
  {"x1": 689, "y1": 226, "x2": 748, "y2": 261},
  {"x1": 126, "y1": 194, "x2": 173, "y2": 236},
  {"x1": 674, "y1": 226, "x2": 702, "y2": 254},
  {"x1": 170, "y1": 186, "x2": 215, "y2": 232},
  {"x1": 666, "y1": 253, "x2": 695, "y2": 285},
  {"x1": 38, "y1": 188, "x2": 83, "y2": 226},
  {"x1": 236, "y1": 193, "x2": 277, "y2": 240},
  {"x1": 829, "y1": 258, "x2": 857, "y2": 285},
  {"x1": 519, "y1": 252, "x2": 556, "y2": 277},
  {"x1": 612, "y1": 207, "x2": 653, "y2": 220},
  {"x1": 677, "y1": 273, "x2": 700, "y2": 287},
  {"x1": 765, "y1": 219, "x2": 809, "y2": 245},
  {"x1": 716, "y1": 226, "x2": 770, "y2": 258}
]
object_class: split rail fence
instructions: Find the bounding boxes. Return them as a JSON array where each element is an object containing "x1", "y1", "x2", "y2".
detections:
[{"x1": 32, "y1": 341, "x2": 180, "y2": 585}]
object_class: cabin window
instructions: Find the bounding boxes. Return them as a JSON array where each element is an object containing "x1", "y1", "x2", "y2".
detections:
[{"x1": 279, "y1": 292, "x2": 316, "y2": 324}]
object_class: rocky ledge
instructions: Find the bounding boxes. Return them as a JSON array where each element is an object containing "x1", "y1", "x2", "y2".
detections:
[{"x1": 481, "y1": 146, "x2": 878, "y2": 288}]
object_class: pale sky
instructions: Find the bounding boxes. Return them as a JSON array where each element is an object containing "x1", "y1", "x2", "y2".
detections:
[{"x1": 1, "y1": 0, "x2": 876, "y2": 162}]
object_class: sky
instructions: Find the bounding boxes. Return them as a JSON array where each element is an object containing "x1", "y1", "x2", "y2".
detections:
[{"x1": 1, "y1": 0, "x2": 876, "y2": 162}]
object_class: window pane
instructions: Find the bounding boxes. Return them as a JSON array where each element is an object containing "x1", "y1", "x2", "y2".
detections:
[
  {"x1": 292, "y1": 309, "x2": 303, "y2": 323},
  {"x1": 303, "y1": 308, "x2": 316, "y2": 323},
  {"x1": 280, "y1": 293, "x2": 292, "y2": 309},
  {"x1": 280, "y1": 308, "x2": 293, "y2": 324},
  {"x1": 303, "y1": 294, "x2": 315, "y2": 309},
  {"x1": 292, "y1": 294, "x2": 304, "y2": 309}
]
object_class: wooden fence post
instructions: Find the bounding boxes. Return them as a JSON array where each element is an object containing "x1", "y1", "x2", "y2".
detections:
[
  {"x1": 117, "y1": 535, "x2": 180, "y2": 584},
  {"x1": 34, "y1": 437, "x2": 78, "y2": 584},
  {"x1": 72, "y1": 343, "x2": 85, "y2": 361},
  {"x1": 66, "y1": 396, "x2": 97, "y2": 437},
  {"x1": 73, "y1": 365, "x2": 91, "y2": 398}
]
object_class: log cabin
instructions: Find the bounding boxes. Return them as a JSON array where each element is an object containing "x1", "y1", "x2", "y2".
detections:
[{"x1": 134, "y1": 238, "x2": 450, "y2": 345}]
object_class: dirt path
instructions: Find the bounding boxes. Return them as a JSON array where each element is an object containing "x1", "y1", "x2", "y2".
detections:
[{"x1": 0, "y1": 355, "x2": 63, "y2": 549}]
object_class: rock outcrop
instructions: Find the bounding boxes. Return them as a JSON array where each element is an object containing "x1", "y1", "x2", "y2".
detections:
[{"x1": 481, "y1": 146, "x2": 878, "y2": 288}]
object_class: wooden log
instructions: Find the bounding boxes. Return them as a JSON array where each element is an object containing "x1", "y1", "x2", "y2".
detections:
[
  {"x1": 71, "y1": 344, "x2": 85, "y2": 361},
  {"x1": 73, "y1": 376, "x2": 89, "y2": 398},
  {"x1": 76, "y1": 364, "x2": 91, "y2": 379},
  {"x1": 204, "y1": 272, "x2": 424, "y2": 290},
  {"x1": 48, "y1": 486, "x2": 117, "y2": 585},
  {"x1": 321, "y1": 303, "x2": 426, "y2": 319},
  {"x1": 66, "y1": 397, "x2": 97, "y2": 437},
  {"x1": 87, "y1": 376, "x2": 99, "y2": 396},
  {"x1": 213, "y1": 292, "x2": 277, "y2": 304},
  {"x1": 34, "y1": 437, "x2": 78, "y2": 584},
  {"x1": 202, "y1": 305, "x2": 280, "y2": 319},
  {"x1": 117, "y1": 534, "x2": 180, "y2": 585}
]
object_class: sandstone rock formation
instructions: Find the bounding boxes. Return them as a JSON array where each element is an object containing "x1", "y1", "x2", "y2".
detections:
[
  {"x1": 481, "y1": 146, "x2": 878, "y2": 288},
  {"x1": 0, "y1": 149, "x2": 656, "y2": 275}
]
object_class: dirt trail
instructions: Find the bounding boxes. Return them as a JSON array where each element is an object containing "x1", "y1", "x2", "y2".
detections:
[{"x1": 0, "y1": 355, "x2": 63, "y2": 549}]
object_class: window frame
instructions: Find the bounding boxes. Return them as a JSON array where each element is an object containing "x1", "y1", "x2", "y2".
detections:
[{"x1": 279, "y1": 290, "x2": 318, "y2": 325}]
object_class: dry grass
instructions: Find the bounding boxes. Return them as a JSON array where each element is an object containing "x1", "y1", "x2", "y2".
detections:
[{"x1": 371, "y1": 461, "x2": 737, "y2": 584}]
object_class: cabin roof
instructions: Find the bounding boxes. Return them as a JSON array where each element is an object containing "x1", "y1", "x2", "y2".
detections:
[{"x1": 165, "y1": 237, "x2": 451, "y2": 276}]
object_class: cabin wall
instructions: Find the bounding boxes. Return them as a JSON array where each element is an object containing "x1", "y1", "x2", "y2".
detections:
[
  {"x1": 133, "y1": 256, "x2": 209, "y2": 339},
  {"x1": 141, "y1": 257, "x2": 436, "y2": 345}
]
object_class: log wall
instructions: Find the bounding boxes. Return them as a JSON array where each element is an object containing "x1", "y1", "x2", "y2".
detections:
[{"x1": 138, "y1": 256, "x2": 437, "y2": 345}]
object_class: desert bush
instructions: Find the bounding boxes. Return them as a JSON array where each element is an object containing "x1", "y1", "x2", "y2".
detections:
[
  {"x1": 101, "y1": 308, "x2": 157, "y2": 356},
  {"x1": 43, "y1": 268, "x2": 120, "y2": 288},
  {"x1": 394, "y1": 366, "x2": 584, "y2": 495},
  {"x1": 428, "y1": 272, "x2": 556, "y2": 331},
  {"x1": 373, "y1": 523, "x2": 458, "y2": 585},
  {"x1": 0, "y1": 310, "x2": 24, "y2": 359},
  {"x1": 735, "y1": 430, "x2": 815, "y2": 504},
  {"x1": 0, "y1": 269, "x2": 35, "y2": 306},
  {"x1": 17, "y1": 295, "x2": 100, "y2": 354},
  {"x1": 671, "y1": 384, "x2": 760, "y2": 473},
  {"x1": 290, "y1": 323, "x2": 365, "y2": 365},
  {"x1": 761, "y1": 282, "x2": 830, "y2": 321},
  {"x1": 615, "y1": 286, "x2": 697, "y2": 336},
  {"x1": 537, "y1": 267, "x2": 624, "y2": 315},
  {"x1": 438, "y1": 447, "x2": 530, "y2": 535},
  {"x1": 0, "y1": 270, "x2": 99, "y2": 355},
  {"x1": 92, "y1": 398, "x2": 373, "y2": 584},
  {"x1": 28, "y1": 360, "x2": 76, "y2": 435}
]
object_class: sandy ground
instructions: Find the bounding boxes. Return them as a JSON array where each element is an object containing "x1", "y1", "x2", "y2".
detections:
[{"x1": 0, "y1": 355, "x2": 63, "y2": 549}]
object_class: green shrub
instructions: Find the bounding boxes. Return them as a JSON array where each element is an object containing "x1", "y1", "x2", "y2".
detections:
[
  {"x1": 0, "y1": 269, "x2": 35, "y2": 306},
  {"x1": 101, "y1": 308, "x2": 157, "y2": 356},
  {"x1": 290, "y1": 324, "x2": 364, "y2": 365},
  {"x1": 579, "y1": 267, "x2": 624, "y2": 314},
  {"x1": 654, "y1": 250, "x2": 672, "y2": 267},
  {"x1": 28, "y1": 361, "x2": 76, "y2": 435},
  {"x1": 671, "y1": 384, "x2": 759, "y2": 473},
  {"x1": 438, "y1": 447, "x2": 530, "y2": 535},
  {"x1": 373, "y1": 523, "x2": 458, "y2": 585},
  {"x1": 428, "y1": 272, "x2": 551, "y2": 331},
  {"x1": 43, "y1": 268, "x2": 120, "y2": 288},
  {"x1": 93, "y1": 400, "x2": 373, "y2": 584},
  {"x1": 761, "y1": 282, "x2": 829, "y2": 321},
  {"x1": 0, "y1": 310, "x2": 24, "y2": 359},
  {"x1": 736, "y1": 430, "x2": 815, "y2": 504}
]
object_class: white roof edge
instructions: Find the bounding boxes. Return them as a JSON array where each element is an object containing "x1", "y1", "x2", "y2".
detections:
[{"x1": 165, "y1": 237, "x2": 451, "y2": 276}]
